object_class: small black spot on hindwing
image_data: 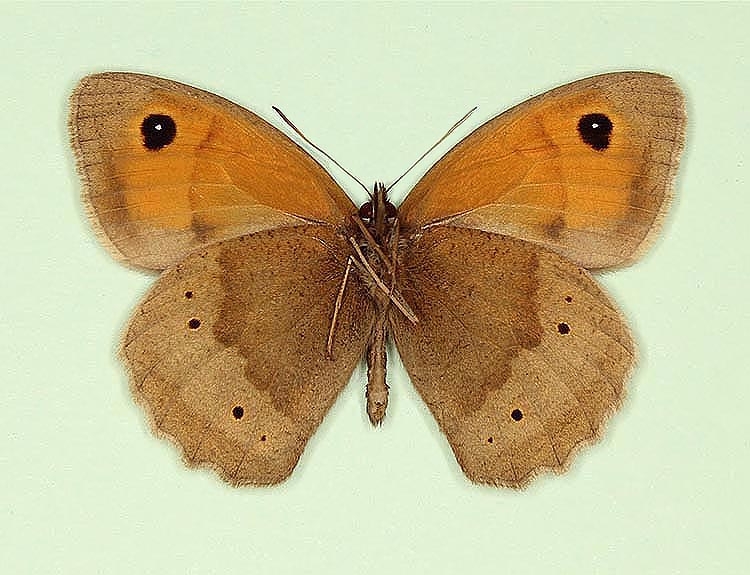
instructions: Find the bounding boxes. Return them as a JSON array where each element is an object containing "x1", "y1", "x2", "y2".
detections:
[
  {"x1": 577, "y1": 113, "x2": 612, "y2": 151},
  {"x1": 188, "y1": 318, "x2": 201, "y2": 330},
  {"x1": 141, "y1": 114, "x2": 176, "y2": 150},
  {"x1": 557, "y1": 322, "x2": 571, "y2": 335},
  {"x1": 232, "y1": 405, "x2": 244, "y2": 419},
  {"x1": 511, "y1": 409, "x2": 523, "y2": 422}
]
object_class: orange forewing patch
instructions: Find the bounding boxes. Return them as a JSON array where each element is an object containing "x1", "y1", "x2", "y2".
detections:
[
  {"x1": 400, "y1": 73, "x2": 684, "y2": 268},
  {"x1": 72, "y1": 75, "x2": 356, "y2": 269}
]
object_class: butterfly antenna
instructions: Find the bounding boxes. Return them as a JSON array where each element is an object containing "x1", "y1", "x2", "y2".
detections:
[
  {"x1": 386, "y1": 106, "x2": 478, "y2": 193},
  {"x1": 272, "y1": 106, "x2": 369, "y2": 193}
]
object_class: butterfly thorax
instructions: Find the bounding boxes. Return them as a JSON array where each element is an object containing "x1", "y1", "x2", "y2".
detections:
[{"x1": 353, "y1": 183, "x2": 400, "y2": 295}]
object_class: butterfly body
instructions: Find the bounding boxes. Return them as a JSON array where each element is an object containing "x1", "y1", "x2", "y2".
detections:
[
  {"x1": 352, "y1": 183, "x2": 400, "y2": 425},
  {"x1": 328, "y1": 183, "x2": 402, "y2": 425},
  {"x1": 70, "y1": 72, "x2": 685, "y2": 487}
]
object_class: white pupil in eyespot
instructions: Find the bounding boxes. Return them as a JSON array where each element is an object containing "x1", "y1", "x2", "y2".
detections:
[
  {"x1": 592, "y1": 123, "x2": 599, "y2": 129},
  {"x1": 155, "y1": 124, "x2": 162, "y2": 130}
]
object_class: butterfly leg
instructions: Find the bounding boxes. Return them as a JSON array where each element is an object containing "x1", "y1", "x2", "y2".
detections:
[{"x1": 326, "y1": 255, "x2": 354, "y2": 359}]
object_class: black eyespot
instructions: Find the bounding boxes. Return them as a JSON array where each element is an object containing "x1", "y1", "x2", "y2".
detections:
[
  {"x1": 511, "y1": 409, "x2": 523, "y2": 422},
  {"x1": 358, "y1": 201, "x2": 373, "y2": 220},
  {"x1": 141, "y1": 114, "x2": 176, "y2": 150},
  {"x1": 188, "y1": 318, "x2": 201, "y2": 330},
  {"x1": 232, "y1": 406, "x2": 244, "y2": 419},
  {"x1": 487, "y1": 436, "x2": 494, "y2": 444},
  {"x1": 260, "y1": 434, "x2": 267, "y2": 442},
  {"x1": 564, "y1": 295, "x2": 573, "y2": 303},
  {"x1": 184, "y1": 291, "x2": 193, "y2": 299},
  {"x1": 577, "y1": 113, "x2": 612, "y2": 151},
  {"x1": 557, "y1": 322, "x2": 571, "y2": 335}
]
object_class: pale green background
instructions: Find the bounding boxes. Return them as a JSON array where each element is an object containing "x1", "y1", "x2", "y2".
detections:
[{"x1": 2, "y1": 3, "x2": 748, "y2": 574}]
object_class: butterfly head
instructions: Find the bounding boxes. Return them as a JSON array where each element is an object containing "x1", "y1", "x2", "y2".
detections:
[{"x1": 358, "y1": 182, "x2": 397, "y2": 232}]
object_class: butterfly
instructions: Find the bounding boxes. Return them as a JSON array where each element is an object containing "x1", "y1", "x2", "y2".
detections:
[{"x1": 69, "y1": 72, "x2": 685, "y2": 487}]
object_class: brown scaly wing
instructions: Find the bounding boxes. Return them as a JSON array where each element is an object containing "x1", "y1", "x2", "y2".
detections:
[
  {"x1": 123, "y1": 225, "x2": 374, "y2": 485},
  {"x1": 391, "y1": 226, "x2": 634, "y2": 487}
]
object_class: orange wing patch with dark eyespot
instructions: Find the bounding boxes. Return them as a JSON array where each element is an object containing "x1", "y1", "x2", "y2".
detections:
[
  {"x1": 70, "y1": 73, "x2": 356, "y2": 270},
  {"x1": 399, "y1": 72, "x2": 686, "y2": 269}
]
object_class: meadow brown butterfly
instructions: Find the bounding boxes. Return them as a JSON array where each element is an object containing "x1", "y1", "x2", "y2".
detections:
[{"x1": 69, "y1": 72, "x2": 685, "y2": 487}]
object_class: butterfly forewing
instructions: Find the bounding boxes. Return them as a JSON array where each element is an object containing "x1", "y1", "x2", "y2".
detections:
[
  {"x1": 70, "y1": 73, "x2": 357, "y2": 270},
  {"x1": 399, "y1": 72, "x2": 686, "y2": 269}
]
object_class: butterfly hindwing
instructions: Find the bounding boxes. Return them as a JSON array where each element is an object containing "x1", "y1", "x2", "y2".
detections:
[
  {"x1": 391, "y1": 226, "x2": 635, "y2": 486},
  {"x1": 123, "y1": 225, "x2": 374, "y2": 485}
]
